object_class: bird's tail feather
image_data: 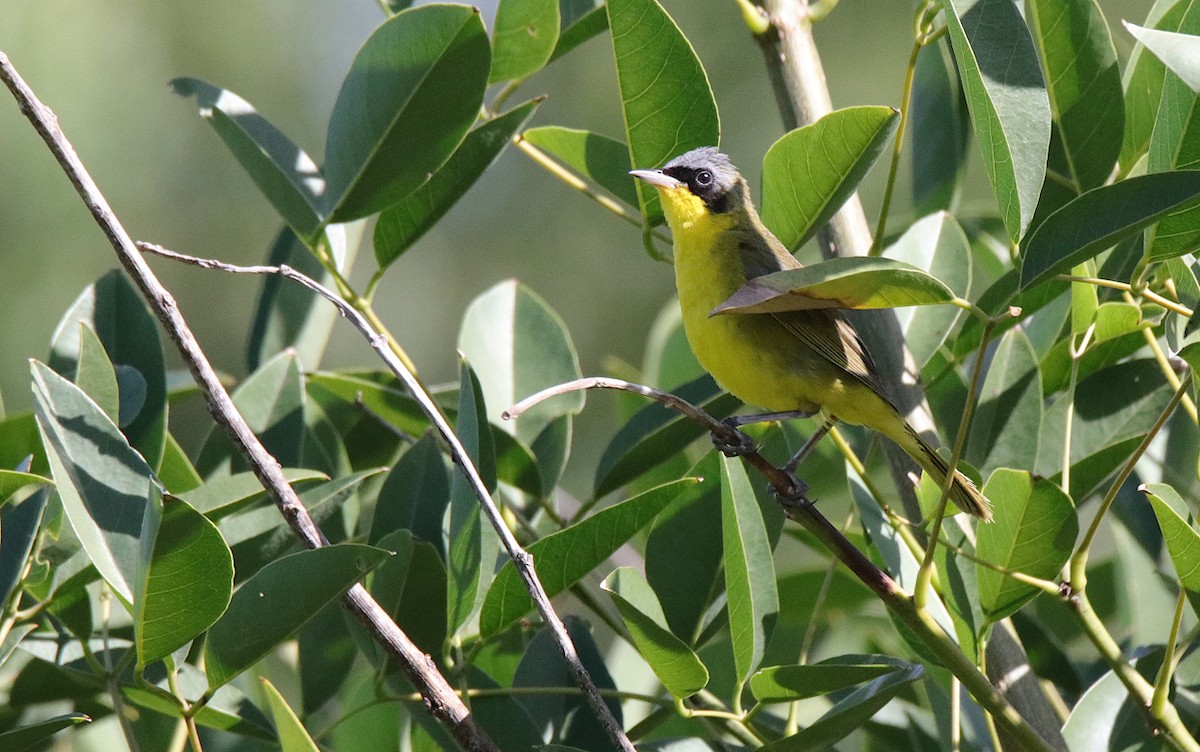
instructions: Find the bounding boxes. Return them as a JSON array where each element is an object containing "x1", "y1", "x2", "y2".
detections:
[{"x1": 899, "y1": 423, "x2": 992, "y2": 521}]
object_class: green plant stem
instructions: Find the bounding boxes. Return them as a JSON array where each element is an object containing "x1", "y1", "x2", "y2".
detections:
[
  {"x1": 1070, "y1": 372, "x2": 1192, "y2": 590},
  {"x1": 951, "y1": 296, "x2": 990, "y2": 323},
  {"x1": 734, "y1": 0, "x2": 771, "y2": 33},
  {"x1": 1132, "y1": 309, "x2": 1199, "y2": 424},
  {"x1": 167, "y1": 668, "x2": 203, "y2": 752},
  {"x1": 934, "y1": 534, "x2": 1060, "y2": 595},
  {"x1": 915, "y1": 319, "x2": 994, "y2": 611},
  {"x1": 1057, "y1": 274, "x2": 1194, "y2": 317},
  {"x1": 512, "y1": 134, "x2": 671, "y2": 245},
  {"x1": 869, "y1": 38, "x2": 921, "y2": 257},
  {"x1": 1154, "y1": 588, "x2": 1189, "y2": 717},
  {"x1": 1071, "y1": 589, "x2": 1200, "y2": 752},
  {"x1": 491, "y1": 79, "x2": 522, "y2": 112}
]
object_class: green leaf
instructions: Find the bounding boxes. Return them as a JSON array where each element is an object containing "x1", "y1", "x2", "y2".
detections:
[
  {"x1": 1020, "y1": 172, "x2": 1200, "y2": 286},
  {"x1": 196, "y1": 350, "x2": 306, "y2": 476},
  {"x1": 721, "y1": 455, "x2": 778, "y2": 683},
  {"x1": 369, "y1": 434, "x2": 449, "y2": 551},
  {"x1": 123, "y1": 662, "x2": 275, "y2": 738},
  {"x1": 157, "y1": 434, "x2": 203, "y2": 494},
  {"x1": 594, "y1": 374, "x2": 740, "y2": 497},
  {"x1": 646, "y1": 453, "x2": 724, "y2": 641},
  {"x1": 1092, "y1": 301, "x2": 1141, "y2": 343},
  {"x1": 521, "y1": 126, "x2": 638, "y2": 207},
  {"x1": 0, "y1": 489, "x2": 48, "y2": 610},
  {"x1": 712, "y1": 257, "x2": 954, "y2": 316},
  {"x1": 325, "y1": 5, "x2": 491, "y2": 221},
  {"x1": 749, "y1": 656, "x2": 909, "y2": 704},
  {"x1": 1038, "y1": 360, "x2": 1173, "y2": 498},
  {"x1": 178, "y1": 468, "x2": 326, "y2": 519},
  {"x1": 446, "y1": 360, "x2": 499, "y2": 637},
  {"x1": 490, "y1": 0, "x2": 560, "y2": 83},
  {"x1": 512, "y1": 619, "x2": 620, "y2": 747},
  {"x1": 939, "y1": 0, "x2": 1051, "y2": 242},
  {"x1": 134, "y1": 492, "x2": 234, "y2": 667},
  {"x1": 374, "y1": 99, "x2": 541, "y2": 267},
  {"x1": 0, "y1": 714, "x2": 91, "y2": 751},
  {"x1": 549, "y1": 2, "x2": 607, "y2": 63},
  {"x1": 966, "y1": 328, "x2": 1043, "y2": 473},
  {"x1": 759, "y1": 661, "x2": 923, "y2": 752},
  {"x1": 1144, "y1": 484, "x2": 1200, "y2": 618},
  {"x1": 602, "y1": 567, "x2": 708, "y2": 698},
  {"x1": 32, "y1": 361, "x2": 153, "y2": 605},
  {"x1": 760, "y1": 106, "x2": 899, "y2": 251},
  {"x1": 607, "y1": 0, "x2": 719, "y2": 224},
  {"x1": 1128, "y1": 22, "x2": 1200, "y2": 93},
  {"x1": 885, "y1": 212, "x2": 971, "y2": 368},
  {"x1": 170, "y1": 78, "x2": 324, "y2": 240},
  {"x1": 0, "y1": 470, "x2": 50, "y2": 504},
  {"x1": 74, "y1": 323, "x2": 120, "y2": 424},
  {"x1": 247, "y1": 223, "x2": 363, "y2": 372},
  {"x1": 458, "y1": 279, "x2": 583, "y2": 445},
  {"x1": 261, "y1": 678, "x2": 321, "y2": 752},
  {"x1": 204, "y1": 543, "x2": 388, "y2": 689},
  {"x1": 479, "y1": 478, "x2": 698, "y2": 637},
  {"x1": 976, "y1": 470, "x2": 1076, "y2": 622},
  {"x1": 911, "y1": 42, "x2": 971, "y2": 215},
  {"x1": 1120, "y1": 0, "x2": 1193, "y2": 173},
  {"x1": 50, "y1": 270, "x2": 168, "y2": 468},
  {"x1": 1062, "y1": 652, "x2": 1164, "y2": 751},
  {"x1": 1027, "y1": 0, "x2": 1124, "y2": 192}
]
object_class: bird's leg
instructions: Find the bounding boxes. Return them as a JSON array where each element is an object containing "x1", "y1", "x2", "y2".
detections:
[
  {"x1": 711, "y1": 409, "x2": 818, "y2": 457},
  {"x1": 784, "y1": 418, "x2": 835, "y2": 474},
  {"x1": 725, "y1": 409, "x2": 817, "y2": 428}
]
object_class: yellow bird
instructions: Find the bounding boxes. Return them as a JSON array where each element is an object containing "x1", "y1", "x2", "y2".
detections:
[{"x1": 631, "y1": 147, "x2": 990, "y2": 520}]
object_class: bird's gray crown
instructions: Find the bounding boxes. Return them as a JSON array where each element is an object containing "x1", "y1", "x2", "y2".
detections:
[{"x1": 661, "y1": 147, "x2": 742, "y2": 212}]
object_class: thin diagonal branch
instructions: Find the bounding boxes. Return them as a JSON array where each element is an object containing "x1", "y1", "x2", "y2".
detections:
[
  {"x1": 134, "y1": 243, "x2": 636, "y2": 752},
  {"x1": 0, "y1": 50, "x2": 499, "y2": 752}
]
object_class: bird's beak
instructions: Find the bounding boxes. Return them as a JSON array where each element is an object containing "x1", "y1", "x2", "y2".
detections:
[{"x1": 629, "y1": 169, "x2": 684, "y2": 190}]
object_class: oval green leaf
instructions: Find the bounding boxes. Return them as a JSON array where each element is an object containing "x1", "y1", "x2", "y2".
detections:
[
  {"x1": 911, "y1": 43, "x2": 971, "y2": 216},
  {"x1": 490, "y1": 0, "x2": 560, "y2": 83},
  {"x1": 712, "y1": 257, "x2": 954, "y2": 316},
  {"x1": 1019, "y1": 171, "x2": 1200, "y2": 288},
  {"x1": 760, "y1": 106, "x2": 899, "y2": 251},
  {"x1": 976, "y1": 470, "x2": 1077, "y2": 623},
  {"x1": 886, "y1": 212, "x2": 971, "y2": 368},
  {"x1": 0, "y1": 713, "x2": 91, "y2": 751},
  {"x1": 375, "y1": 99, "x2": 541, "y2": 268},
  {"x1": 479, "y1": 477, "x2": 698, "y2": 637},
  {"x1": 939, "y1": 0, "x2": 1051, "y2": 242},
  {"x1": 458, "y1": 279, "x2": 583, "y2": 445},
  {"x1": 602, "y1": 567, "x2": 708, "y2": 698},
  {"x1": 204, "y1": 543, "x2": 389, "y2": 689},
  {"x1": 549, "y1": 2, "x2": 607, "y2": 63},
  {"x1": 49, "y1": 270, "x2": 168, "y2": 468},
  {"x1": 607, "y1": 0, "x2": 719, "y2": 224},
  {"x1": 1144, "y1": 483, "x2": 1200, "y2": 618},
  {"x1": 171, "y1": 78, "x2": 324, "y2": 240},
  {"x1": 1127, "y1": 22, "x2": 1200, "y2": 93},
  {"x1": 325, "y1": 5, "x2": 490, "y2": 221},
  {"x1": 134, "y1": 493, "x2": 234, "y2": 667}
]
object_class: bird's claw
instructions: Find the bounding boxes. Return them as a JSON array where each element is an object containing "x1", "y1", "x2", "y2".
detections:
[
  {"x1": 713, "y1": 418, "x2": 757, "y2": 457},
  {"x1": 772, "y1": 470, "x2": 813, "y2": 512}
]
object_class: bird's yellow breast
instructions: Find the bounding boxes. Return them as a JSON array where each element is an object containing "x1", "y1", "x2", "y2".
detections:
[{"x1": 659, "y1": 187, "x2": 828, "y2": 414}]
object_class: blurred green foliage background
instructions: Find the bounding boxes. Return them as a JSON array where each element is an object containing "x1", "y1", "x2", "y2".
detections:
[{"x1": 0, "y1": 0, "x2": 1146, "y2": 446}]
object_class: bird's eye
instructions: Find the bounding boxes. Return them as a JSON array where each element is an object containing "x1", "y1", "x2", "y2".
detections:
[{"x1": 694, "y1": 169, "x2": 713, "y2": 188}]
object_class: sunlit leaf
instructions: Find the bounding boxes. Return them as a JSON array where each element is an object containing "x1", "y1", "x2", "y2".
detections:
[{"x1": 761, "y1": 106, "x2": 899, "y2": 251}]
